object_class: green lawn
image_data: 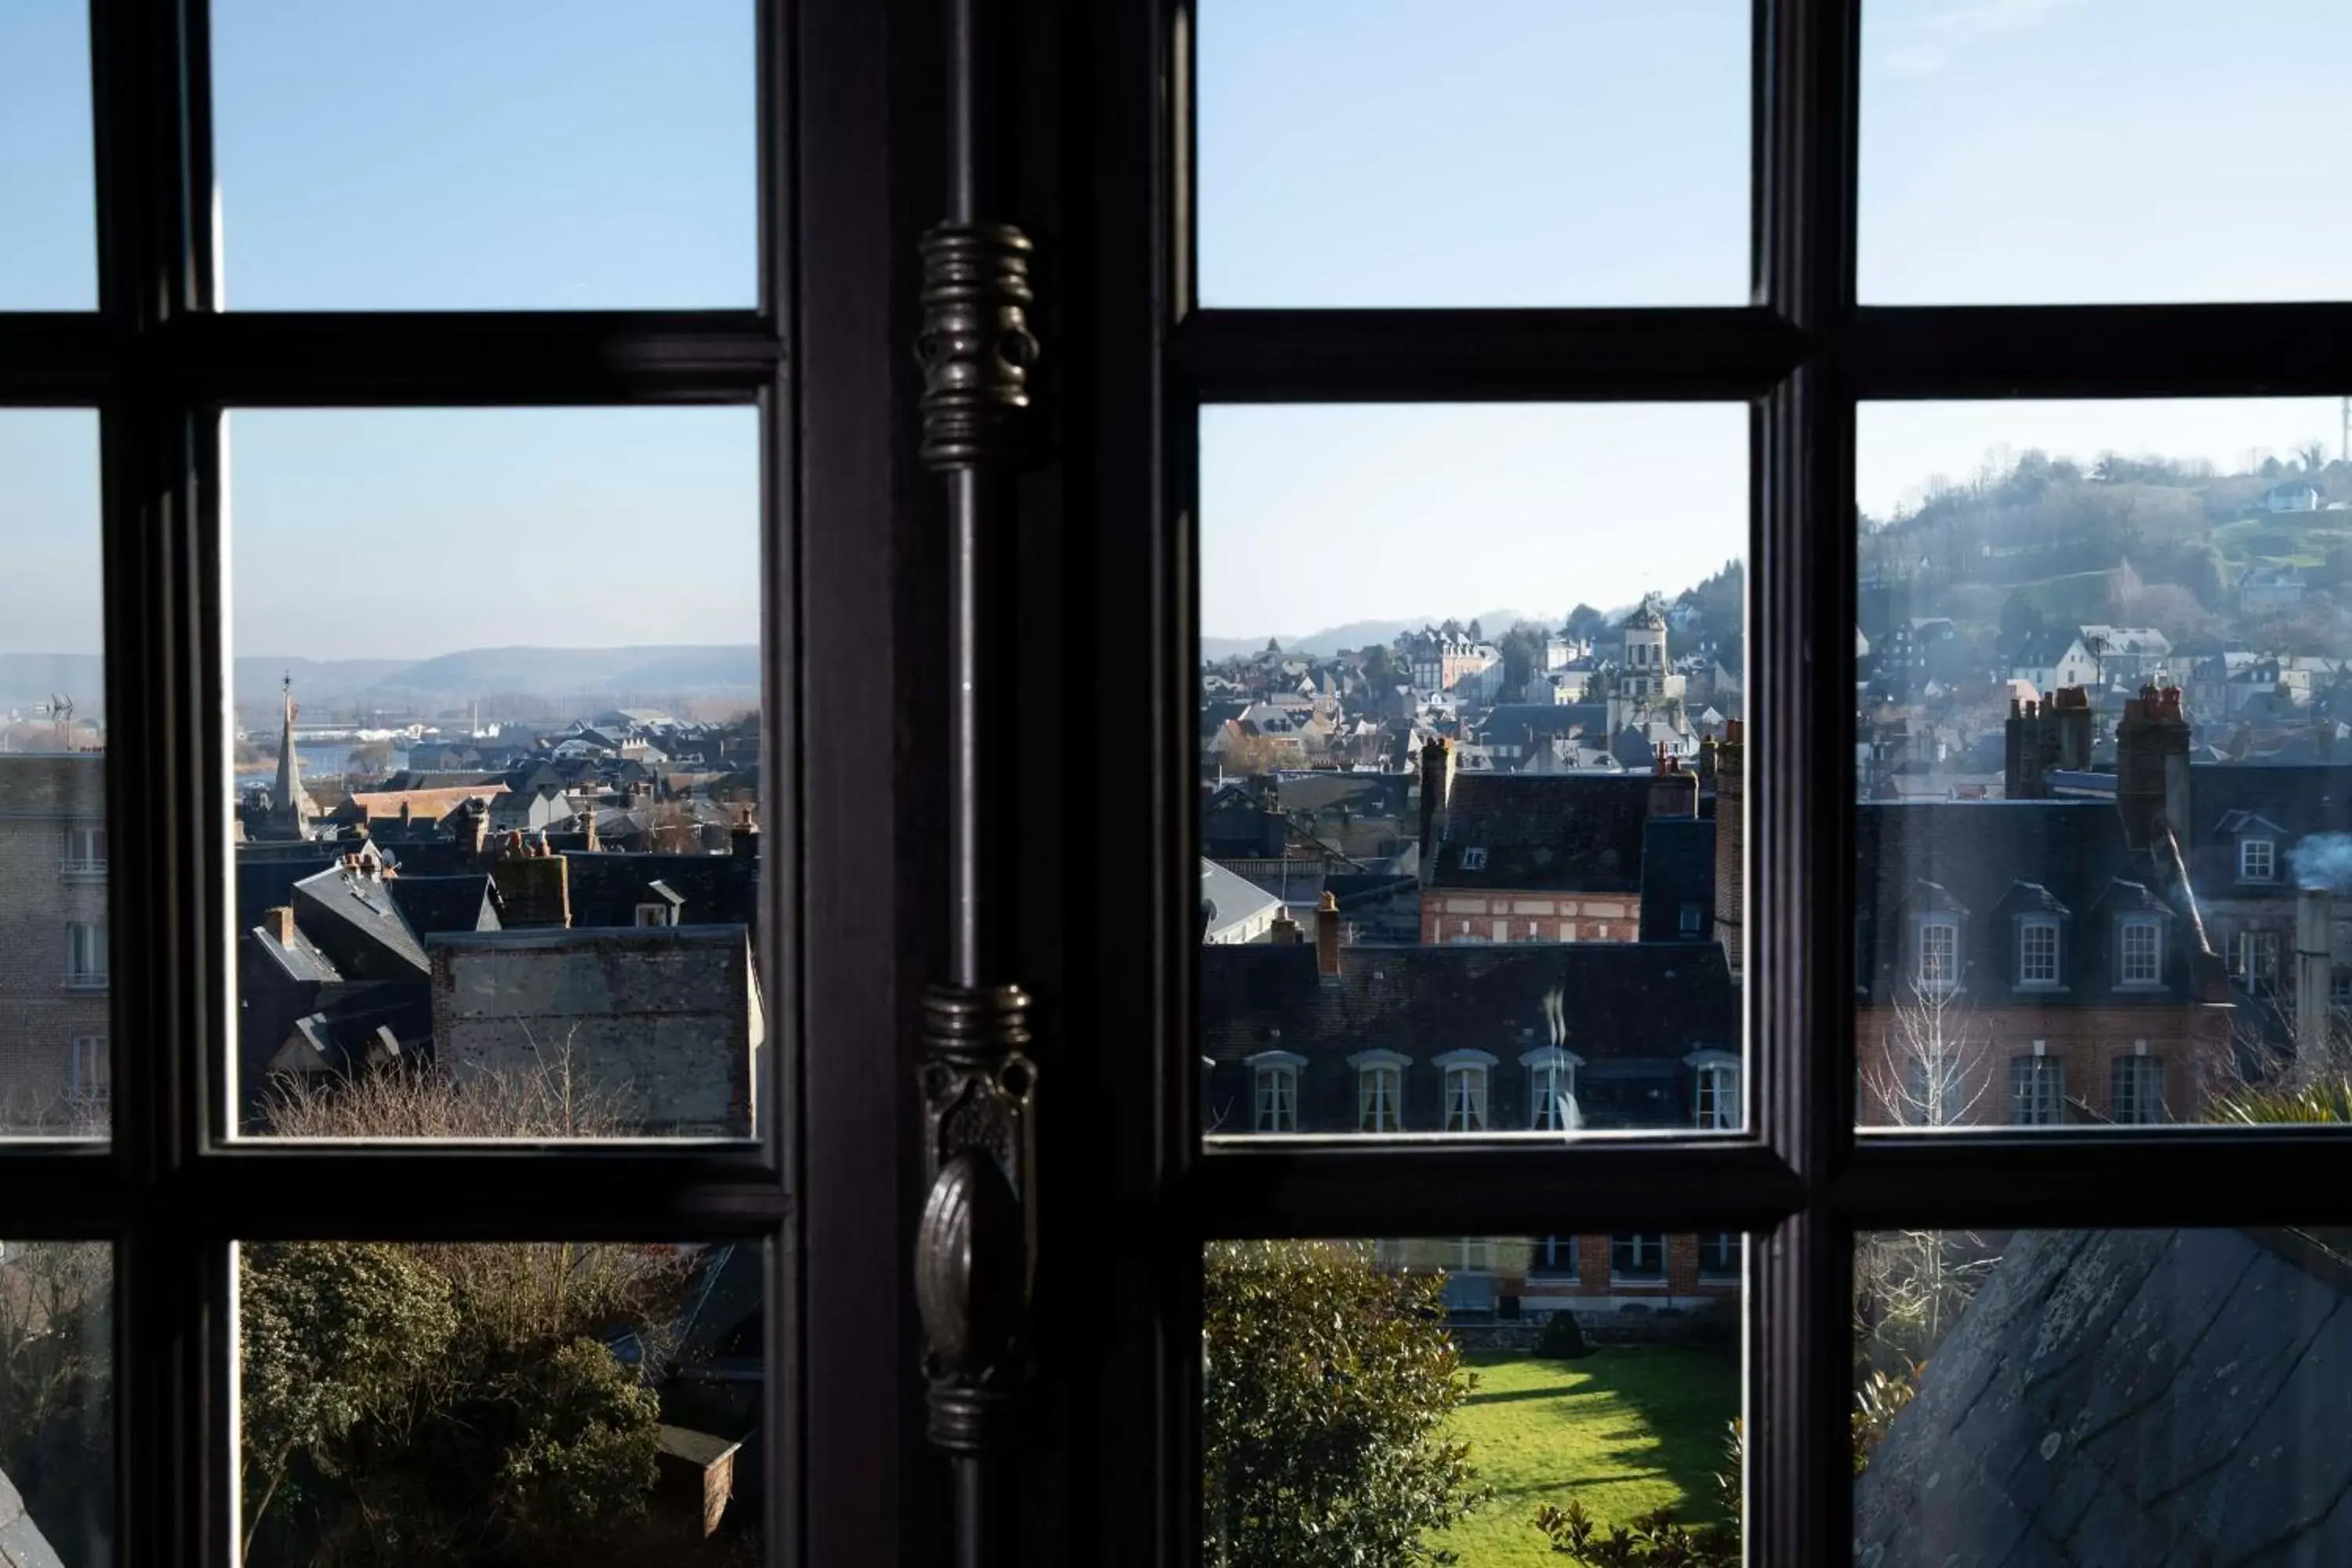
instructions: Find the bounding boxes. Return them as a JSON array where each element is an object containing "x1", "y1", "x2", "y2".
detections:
[{"x1": 1433, "y1": 1348, "x2": 1740, "y2": 1568}]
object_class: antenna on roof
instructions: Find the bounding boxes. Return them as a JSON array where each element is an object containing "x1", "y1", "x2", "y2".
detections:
[{"x1": 38, "y1": 694, "x2": 74, "y2": 751}]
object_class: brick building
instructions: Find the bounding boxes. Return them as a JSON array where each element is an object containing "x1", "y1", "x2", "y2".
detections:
[
  {"x1": 0, "y1": 754, "x2": 109, "y2": 1128},
  {"x1": 1201, "y1": 885, "x2": 1744, "y2": 1317},
  {"x1": 1855, "y1": 690, "x2": 2238, "y2": 1127},
  {"x1": 1417, "y1": 743, "x2": 1703, "y2": 946}
]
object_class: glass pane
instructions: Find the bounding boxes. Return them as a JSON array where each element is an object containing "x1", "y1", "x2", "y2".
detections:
[
  {"x1": 211, "y1": 1, "x2": 755, "y2": 309},
  {"x1": 237, "y1": 1239, "x2": 761, "y2": 1565},
  {"x1": 0, "y1": 412, "x2": 108, "y2": 1138},
  {"x1": 0, "y1": 2, "x2": 96, "y2": 310},
  {"x1": 1197, "y1": 2, "x2": 1750, "y2": 307},
  {"x1": 1857, "y1": 399, "x2": 2352, "y2": 1127},
  {"x1": 226, "y1": 408, "x2": 763, "y2": 1140},
  {"x1": 0, "y1": 1241, "x2": 114, "y2": 1565},
  {"x1": 1861, "y1": 0, "x2": 2352, "y2": 303},
  {"x1": 1200, "y1": 406, "x2": 1747, "y2": 1142},
  {"x1": 1204, "y1": 1236, "x2": 1744, "y2": 1566},
  {"x1": 1856, "y1": 1227, "x2": 2352, "y2": 1565}
]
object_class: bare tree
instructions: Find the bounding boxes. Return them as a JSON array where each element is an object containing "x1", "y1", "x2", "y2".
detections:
[
  {"x1": 1855, "y1": 982, "x2": 1994, "y2": 1377},
  {"x1": 258, "y1": 1025, "x2": 644, "y2": 1141},
  {"x1": 1861, "y1": 979, "x2": 1990, "y2": 1129}
]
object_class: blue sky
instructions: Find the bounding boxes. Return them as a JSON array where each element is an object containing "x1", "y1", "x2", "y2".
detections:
[{"x1": 5, "y1": 0, "x2": 2352, "y2": 651}]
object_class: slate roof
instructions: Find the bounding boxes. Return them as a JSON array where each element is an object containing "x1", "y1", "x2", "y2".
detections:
[
  {"x1": 1430, "y1": 773, "x2": 1654, "y2": 893},
  {"x1": 1856, "y1": 1226, "x2": 2352, "y2": 1568},
  {"x1": 1638, "y1": 817, "x2": 1716, "y2": 942},
  {"x1": 281, "y1": 985, "x2": 434, "y2": 1076},
  {"x1": 1854, "y1": 800, "x2": 2209, "y2": 1006},
  {"x1": 2186, "y1": 760, "x2": 2352, "y2": 899},
  {"x1": 289, "y1": 863, "x2": 430, "y2": 979},
  {"x1": 1265, "y1": 771, "x2": 1414, "y2": 820},
  {"x1": 563, "y1": 851, "x2": 759, "y2": 931},
  {"x1": 236, "y1": 841, "x2": 359, "y2": 931},
  {"x1": 383, "y1": 874, "x2": 500, "y2": 938},
  {"x1": 1201, "y1": 941, "x2": 1735, "y2": 1132},
  {"x1": 1199, "y1": 859, "x2": 1283, "y2": 942}
]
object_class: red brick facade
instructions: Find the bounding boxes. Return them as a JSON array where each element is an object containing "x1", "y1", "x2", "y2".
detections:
[{"x1": 1418, "y1": 890, "x2": 1640, "y2": 946}]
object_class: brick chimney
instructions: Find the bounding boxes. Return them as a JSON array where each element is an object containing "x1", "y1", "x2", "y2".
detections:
[
  {"x1": 2115, "y1": 684, "x2": 2190, "y2": 851},
  {"x1": 495, "y1": 852, "x2": 572, "y2": 929},
  {"x1": 1417, "y1": 736, "x2": 1455, "y2": 885},
  {"x1": 1709, "y1": 720, "x2": 1743, "y2": 980},
  {"x1": 1314, "y1": 889, "x2": 1342, "y2": 981},
  {"x1": 1269, "y1": 906, "x2": 1302, "y2": 944},
  {"x1": 582, "y1": 800, "x2": 601, "y2": 852},
  {"x1": 265, "y1": 906, "x2": 296, "y2": 949},
  {"x1": 1647, "y1": 748, "x2": 1697, "y2": 818}
]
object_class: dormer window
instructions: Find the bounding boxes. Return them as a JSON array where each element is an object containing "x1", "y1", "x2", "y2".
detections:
[
  {"x1": 2118, "y1": 915, "x2": 2161, "y2": 986},
  {"x1": 2240, "y1": 837, "x2": 2277, "y2": 883},
  {"x1": 1434, "y1": 1049, "x2": 1497, "y2": 1133},
  {"x1": 1247, "y1": 1050, "x2": 1305, "y2": 1133},
  {"x1": 1521, "y1": 1047, "x2": 1582, "y2": 1131},
  {"x1": 2016, "y1": 916, "x2": 2059, "y2": 988},
  {"x1": 1348, "y1": 1049, "x2": 1410, "y2": 1134},
  {"x1": 1916, "y1": 916, "x2": 1959, "y2": 994},
  {"x1": 1459, "y1": 847, "x2": 1487, "y2": 871},
  {"x1": 1688, "y1": 1050, "x2": 1740, "y2": 1130}
]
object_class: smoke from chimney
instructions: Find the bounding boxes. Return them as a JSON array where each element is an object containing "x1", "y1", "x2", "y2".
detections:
[{"x1": 2292, "y1": 833, "x2": 2352, "y2": 893}]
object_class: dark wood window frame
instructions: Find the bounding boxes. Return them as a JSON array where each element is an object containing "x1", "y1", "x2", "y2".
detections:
[
  {"x1": 0, "y1": 3, "x2": 926, "y2": 1565},
  {"x1": 1054, "y1": 2, "x2": 2352, "y2": 1563}
]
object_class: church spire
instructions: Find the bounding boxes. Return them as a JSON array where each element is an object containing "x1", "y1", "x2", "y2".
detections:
[{"x1": 269, "y1": 673, "x2": 319, "y2": 839}]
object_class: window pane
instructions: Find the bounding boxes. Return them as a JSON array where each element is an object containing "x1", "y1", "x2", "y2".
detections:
[
  {"x1": 1200, "y1": 407, "x2": 1747, "y2": 1143},
  {"x1": 1857, "y1": 399, "x2": 2352, "y2": 1128},
  {"x1": 0, "y1": 1242, "x2": 114, "y2": 1565},
  {"x1": 0, "y1": 412, "x2": 107, "y2": 1138},
  {"x1": 211, "y1": 1, "x2": 755, "y2": 309},
  {"x1": 237, "y1": 1239, "x2": 761, "y2": 1564},
  {"x1": 1857, "y1": 1228, "x2": 2352, "y2": 1563},
  {"x1": 0, "y1": 3, "x2": 96, "y2": 310},
  {"x1": 226, "y1": 409, "x2": 763, "y2": 1140},
  {"x1": 1203, "y1": 1237, "x2": 1744, "y2": 1565},
  {"x1": 1861, "y1": 0, "x2": 2352, "y2": 303},
  {"x1": 1197, "y1": 2, "x2": 1749, "y2": 307}
]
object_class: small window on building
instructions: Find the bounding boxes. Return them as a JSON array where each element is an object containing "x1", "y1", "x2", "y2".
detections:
[
  {"x1": 2240, "y1": 837, "x2": 2277, "y2": 882},
  {"x1": 2017, "y1": 918, "x2": 2059, "y2": 987},
  {"x1": 69, "y1": 1036, "x2": 107, "y2": 1105},
  {"x1": 2332, "y1": 967, "x2": 2352, "y2": 1006},
  {"x1": 1610, "y1": 1233, "x2": 1665, "y2": 1280},
  {"x1": 2118, "y1": 916, "x2": 2161, "y2": 986},
  {"x1": 1697, "y1": 1232, "x2": 1740, "y2": 1279},
  {"x1": 1531, "y1": 1234, "x2": 1579, "y2": 1278},
  {"x1": 1253, "y1": 1062, "x2": 1298, "y2": 1133},
  {"x1": 1678, "y1": 902, "x2": 1704, "y2": 935},
  {"x1": 1917, "y1": 916, "x2": 1959, "y2": 993},
  {"x1": 1693, "y1": 1061, "x2": 1740, "y2": 1130},
  {"x1": 634, "y1": 902, "x2": 675, "y2": 927},
  {"x1": 1442, "y1": 1064, "x2": 1488, "y2": 1132},
  {"x1": 2009, "y1": 1054, "x2": 2063, "y2": 1127},
  {"x1": 2110, "y1": 1054, "x2": 2165, "y2": 1126},
  {"x1": 65, "y1": 921, "x2": 107, "y2": 987},
  {"x1": 1454, "y1": 1237, "x2": 1494, "y2": 1273},
  {"x1": 2231, "y1": 928, "x2": 2279, "y2": 993},
  {"x1": 1458, "y1": 847, "x2": 1487, "y2": 871},
  {"x1": 1358, "y1": 1065, "x2": 1402, "y2": 1134},
  {"x1": 60, "y1": 825, "x2": 106, "y2": 875}
]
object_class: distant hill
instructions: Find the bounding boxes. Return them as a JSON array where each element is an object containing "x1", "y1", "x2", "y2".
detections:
[
  {"x1": 0, "y1": 654, "x2": 107, "y2": 713},
  {"x1": 1202, "y1": 608, "x2": 1559, "y2": 662},
  {"x1": 345, "y1": 644, "x2": 760, "y2": 702}
]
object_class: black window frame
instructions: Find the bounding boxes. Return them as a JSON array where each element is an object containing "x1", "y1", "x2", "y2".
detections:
[
  {"x1": 1059, "y1": 2, "x2": 2352, "y2": 1563},
  {"x1": 0, "y1": 4, "x2": 922, "y2": 1565}
]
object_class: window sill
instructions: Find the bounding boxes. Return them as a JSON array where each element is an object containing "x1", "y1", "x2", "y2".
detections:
[
  {"x1": 1610, "y1": 1276, "x2": 1670, "y2": 1288},
  {"x1": 61, "y1": 979, "x2": 108, "y2": 992}
]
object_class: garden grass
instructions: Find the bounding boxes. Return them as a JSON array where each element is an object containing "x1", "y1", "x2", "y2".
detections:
[{"x1": 1432, "y1": 1347, "x2": 1740, "y2": 1568}]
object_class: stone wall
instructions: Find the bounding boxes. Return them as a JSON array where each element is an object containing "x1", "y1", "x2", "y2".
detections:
[
  {"x1": 1856, "y1": 1226, "x2": 2352, "y2": 1566},
  {"x1": 430, "y1": 925, "x2": 759, "y2": 1137}
]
